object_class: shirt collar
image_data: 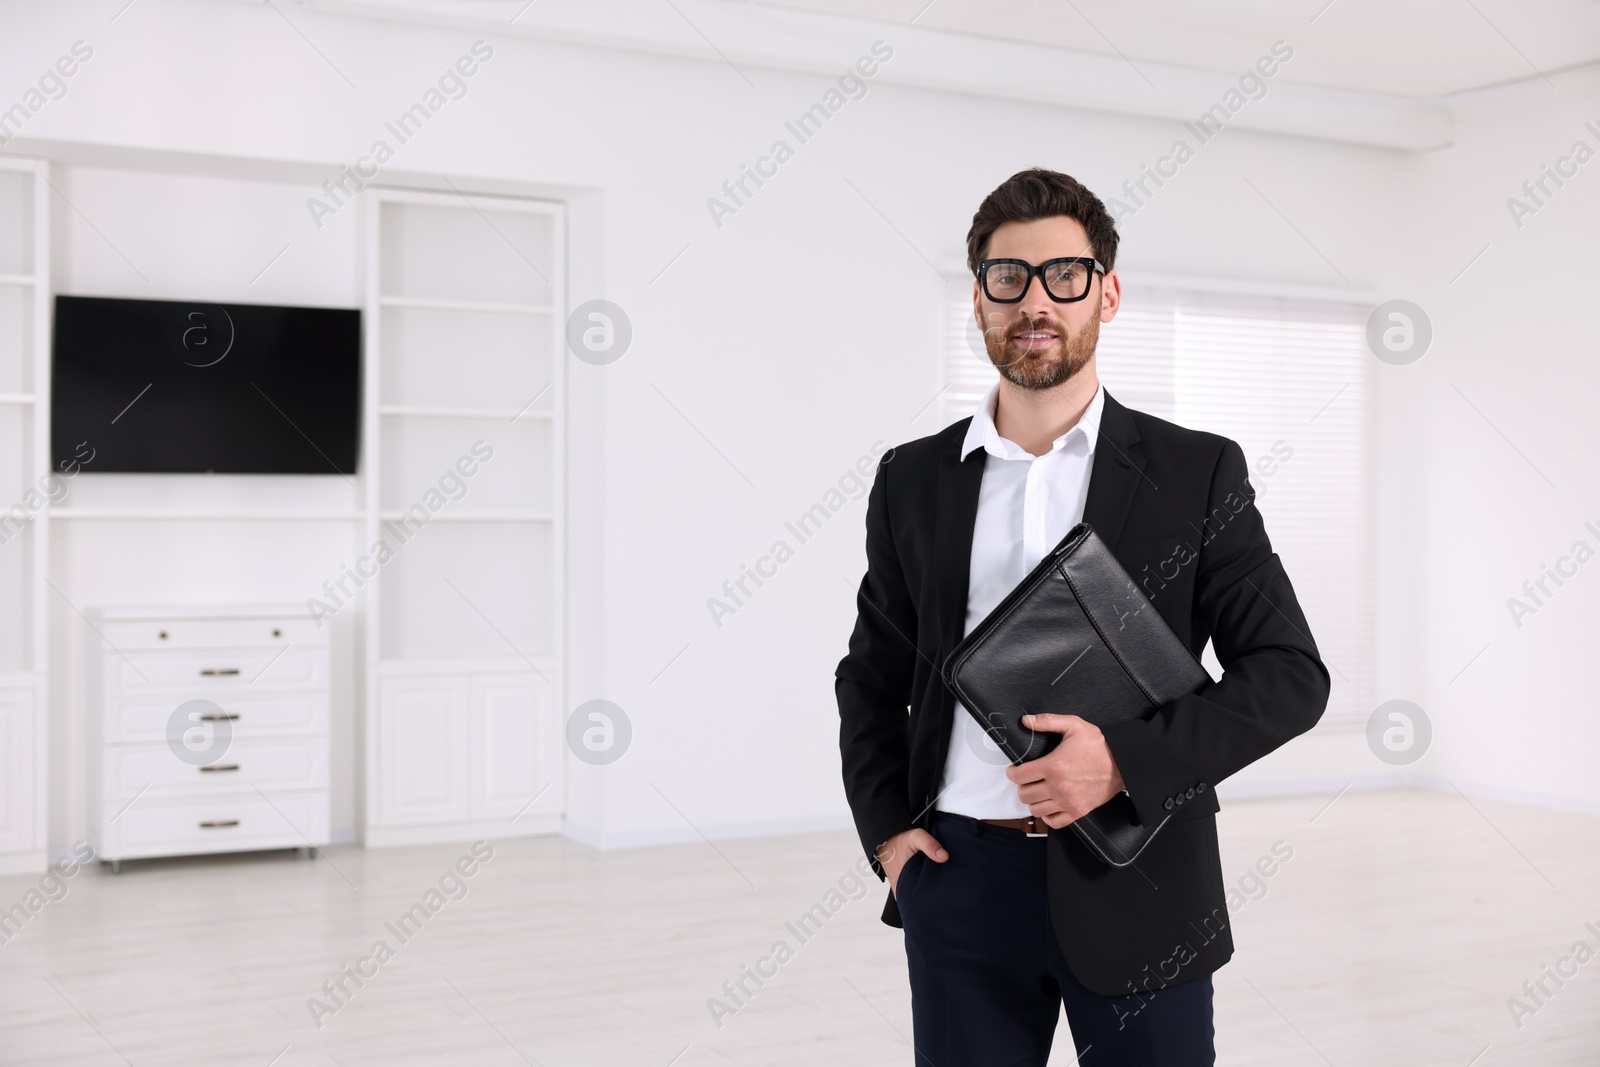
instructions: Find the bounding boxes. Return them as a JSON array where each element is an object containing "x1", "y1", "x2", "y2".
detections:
[{"x1": 961, "y1": 381, "x2": 1105, "y2": 461}]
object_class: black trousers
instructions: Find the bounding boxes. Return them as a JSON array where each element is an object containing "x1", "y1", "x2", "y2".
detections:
[{"x1": 897, "y1": 811, "x2": 1215, "y2": 1067}]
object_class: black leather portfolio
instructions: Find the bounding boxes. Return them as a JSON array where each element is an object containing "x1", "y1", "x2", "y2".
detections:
[{"x1": 940, "y1": 522, "x2": 1212, "y2": 867}]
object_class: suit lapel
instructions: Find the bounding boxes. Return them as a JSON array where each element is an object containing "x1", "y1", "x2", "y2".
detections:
[
  {"x1": 928, "y1": 430, "x2": 986, "y2": 759},
  {"x1": 933, "y1": 431, "x2": 986, "y2": 659},
  {"x1": 1081, "y1": 389, "x2": 1147, "y2": 555}
]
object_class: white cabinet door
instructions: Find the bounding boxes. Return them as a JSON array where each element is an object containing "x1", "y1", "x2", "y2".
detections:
[
  {"x1": 0, "y1": 689, "x2": 35, "y2": 853},
  {"x1": 377, "y1": 676, "x2": 471, "y2": 826},
  {"x1": 470, "y1": 675, "x2": 556, "y2": 820}
]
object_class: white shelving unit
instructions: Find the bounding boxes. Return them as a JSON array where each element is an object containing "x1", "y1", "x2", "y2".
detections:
[
  {"x1": 361, "y1": 189, "x2": 565, "y2": 846},
  {"x1": 0, "y1": 157, "x2": 49, "y2": 873}
]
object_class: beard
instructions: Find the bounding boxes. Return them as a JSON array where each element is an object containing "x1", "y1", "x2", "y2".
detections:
[{"x1": 982, "y1": 294, "x2": 1101, "y2": 390}]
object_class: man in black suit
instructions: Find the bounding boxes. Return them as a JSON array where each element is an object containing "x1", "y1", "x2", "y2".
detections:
[{"x1": 836, "y1": 168, "x2": 1329, "y2": 1066}]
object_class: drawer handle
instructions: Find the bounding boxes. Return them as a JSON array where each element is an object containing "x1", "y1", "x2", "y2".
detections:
[
  {"x1": 199, "y1": 764, "x2": 240, "y2": 773},
  {"x1": 198, "y1": 820, "x2": 240, "y2": 829},
  {"x1": 198, "y1": 713, "x2": 239, "y2": 722},
  {"x1": 200, "y1": 668, "x2": 241, "y2": 677}
]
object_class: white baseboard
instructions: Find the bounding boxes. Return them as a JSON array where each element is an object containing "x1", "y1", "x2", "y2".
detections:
[
  {"x1": 1216, "y1": 772, "x2": 1408, "y2": 803},
  {"x1": 1403, "y1": 775, "x2": 1600, "y2": 817},
  {"x1": 362, "y1": 814, "x2": 562, "y2": 848},
  {"x1": 560, "y1": 779, "x2": 1600, "y2": 853},
  {"x1": 0, "y1": 851, "x2": 47, "y2": 877},
  {"x1": 364, "y1": 780, "x2": 1600, "y2": 855},
  {"x1": 1219, "y1": 774, "x2": 1600, "y2": 818},
  {"x1": 561, "y1": 812, "x2": 857, "y2": 850}
]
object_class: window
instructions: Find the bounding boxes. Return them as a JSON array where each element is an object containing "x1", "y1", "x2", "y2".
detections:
[{"x1": 943, "y1": 278, "x2": 1372, "y2": 730}]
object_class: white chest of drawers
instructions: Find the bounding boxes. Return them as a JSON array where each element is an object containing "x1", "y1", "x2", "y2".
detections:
[{"x1": 88, "y1": 604, "x2": 331, "y2": 871}]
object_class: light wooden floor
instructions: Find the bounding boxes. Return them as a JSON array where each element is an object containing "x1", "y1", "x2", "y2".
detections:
[{"x1": 1, "y1": 789, "x2": 1596, "y2": 1065}]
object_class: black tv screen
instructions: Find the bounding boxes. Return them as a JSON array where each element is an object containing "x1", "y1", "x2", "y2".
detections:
[{"x1": 52, "y1": 295, "x2": 361, "y2": 474}]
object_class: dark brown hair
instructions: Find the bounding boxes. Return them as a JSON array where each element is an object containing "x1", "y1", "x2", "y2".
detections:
[{"x1": 965, "y1": 168, "x2": 1119, "y2": 276}]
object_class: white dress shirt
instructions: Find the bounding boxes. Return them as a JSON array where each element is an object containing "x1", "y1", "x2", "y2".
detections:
[{"x1": 937, "y1": 381, "x2": 1106, "y2": 819}]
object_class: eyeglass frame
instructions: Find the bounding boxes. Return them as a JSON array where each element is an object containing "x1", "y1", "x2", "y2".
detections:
[{"x1": 975, "y1": 256, "x2": 1106, "y2": 304}]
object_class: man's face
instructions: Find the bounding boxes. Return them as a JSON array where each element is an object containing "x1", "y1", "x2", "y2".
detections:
[{"x1": 972, "y1": 216, "x2": 1118, "y2": 391}]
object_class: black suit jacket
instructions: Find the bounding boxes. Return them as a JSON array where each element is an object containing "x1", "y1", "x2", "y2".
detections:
[{"x1": 835, "y1": 388, "x2": 1330, "y2": 997}]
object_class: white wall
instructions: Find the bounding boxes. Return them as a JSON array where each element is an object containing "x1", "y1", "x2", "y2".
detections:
[
  {"x1": 11, "y1": 0, "x2": 1572, "y2": 852},
  {"x1": 1401, "y1": 70, "x2": 1600, "y2": 812}
]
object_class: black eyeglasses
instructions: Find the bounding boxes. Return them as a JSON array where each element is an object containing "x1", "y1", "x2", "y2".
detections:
[{"x1": 977, "y1": 257, "x2": 1104, "y2": 303}]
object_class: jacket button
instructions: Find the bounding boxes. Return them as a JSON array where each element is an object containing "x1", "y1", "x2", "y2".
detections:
[
  {"x1": 1163, "y1": 797, "x2": 1174, "y2": 811},
  {"x1": 1174, "y1": 793, "x2": 1185, "y2": 806},
  {"x1": 1197, "y1": 782, "x2": 1207, "y2": 792},
  {"x1": 1186, "y1": 787, "x2": 1195, "y2": 799}
]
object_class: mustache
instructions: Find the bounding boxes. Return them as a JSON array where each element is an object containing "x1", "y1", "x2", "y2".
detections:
[{"x1": 1005, "y1": 316, "x2": 1063, "y2": 341}]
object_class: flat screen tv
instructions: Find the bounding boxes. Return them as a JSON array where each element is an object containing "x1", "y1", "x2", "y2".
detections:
[{"x1": 52, "y1": 295, "x2": 361, "y2": 474}]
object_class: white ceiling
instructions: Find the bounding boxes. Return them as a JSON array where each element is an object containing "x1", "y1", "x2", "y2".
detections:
[
  {"x1": 293, "y1": 0, "x2": 1597, "y2": 148},
  {"x1": 733, "y1": 0, "x2": 1600, "y2": 97}
]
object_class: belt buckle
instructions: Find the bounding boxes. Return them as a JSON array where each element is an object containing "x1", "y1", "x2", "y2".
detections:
[{"x1": 1023, "y1": 816, "x2": 1048, "y2": 838}]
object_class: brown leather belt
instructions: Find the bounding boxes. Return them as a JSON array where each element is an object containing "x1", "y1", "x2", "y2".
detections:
[{"x1": 979, "y1": 815, "x2": 1049, "y2": 837}]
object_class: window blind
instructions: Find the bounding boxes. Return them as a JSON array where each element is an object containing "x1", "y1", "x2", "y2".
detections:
[{"x1": 943, "y1": 279, "x2": 1372, "y2": 731}]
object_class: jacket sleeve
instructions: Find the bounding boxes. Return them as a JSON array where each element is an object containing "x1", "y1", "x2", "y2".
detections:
[
  {"x1": 836, "y1": 454, "x2": 918, "y2": 880},
  {"x1": 1101, "y1": 438, "x2": 1331, "y2": 827}
]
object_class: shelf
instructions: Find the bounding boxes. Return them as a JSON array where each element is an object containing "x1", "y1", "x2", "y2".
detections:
[
  {"x1": 377, "y1": 510, "x2": 552, "y2": 523},
  {"x1": 376, "y1": 655, "x2": 558, "y2": 677},
  {"x1": 0, "y1": 669, "x2": 42, "y2": 690},
  {"x1": 93, "y1": 603, "x2": 311, "y2": 621},
  {"x1": 50, "y1": 509, "x2": 366, "y2": 521},
  {"x1": 380, "y1": 405, "x2": 553, "y2": 421},
  {"x1": 363, "y1": 188, "x2": 567, "y2": 839},
  {"x1": 0, "y1": 158, "x2": 49, "y2": 859},
  {"x1": 378, "y1": 296, "x2": 554, "y2": 316}
]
